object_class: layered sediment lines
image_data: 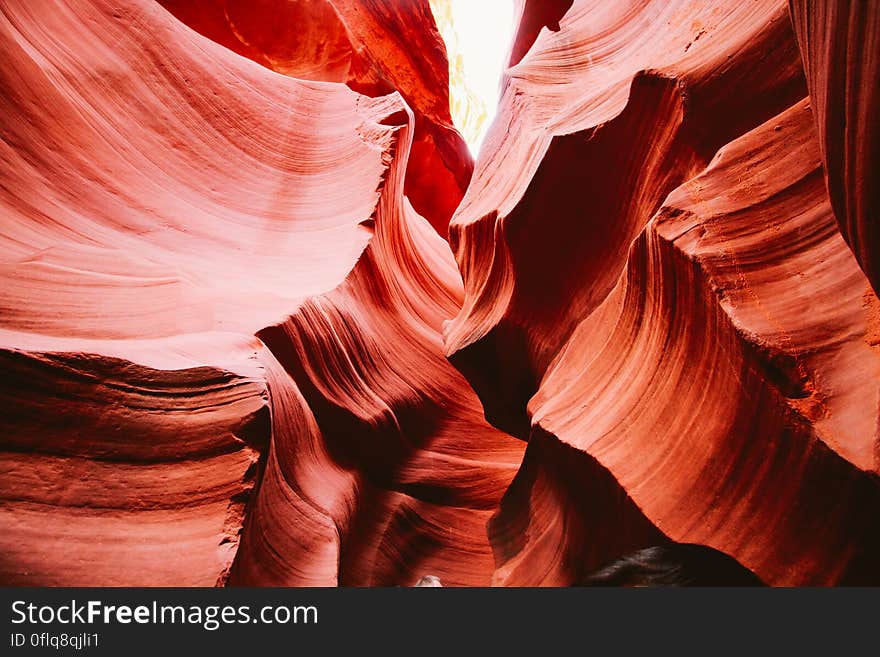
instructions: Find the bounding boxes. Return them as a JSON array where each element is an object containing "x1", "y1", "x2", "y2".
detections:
[
  {"x1": 229, "y1": 105, "x2": 523, "y2": 586},
  {"x1": 445, "y1": 0, "x2": 808, "y2": 435},
  {"x1": 158, "y1": 0, "x2": 473, "y2": 234},
  {"x1": 520, "y1": 102, "x2": 880, "y2": 585},
  {"x1": 0, "y1": 0, "x2": 519, "y2": 586},
  {"x1": 789, "y1": 1, "x2": 880, "y2": 296},
  {"x1": 447, "y1": 0, "x2": 880, "y2": 584},
  {"x1": 1, "y1": 0, "x2": 878, "y2": 587},
  {"x1": 0, "y1": 0, "x2": 380, "y2": 585}
]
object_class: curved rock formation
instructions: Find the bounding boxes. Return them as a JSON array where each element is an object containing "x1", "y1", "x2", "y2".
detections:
[
  {"x1": 447, "y1": 0, "x2": 880, "y2": 584},
  {"x1": 228, "y1": 99, "x2": 523, "y2": 586},
  {"x1": 789, "y1": 0, "x2": 880, "y2": 296},
  {"x1": 0, "y1": 0, "x2": 382, "y2": 584},
  {"x1": 1, "y1": 0, "x2": 877, "y2": 586},
  {"x1": 157, "y1": 0, "x2": 473, "y2": 235},
  {"x1": 446, "y1": 0, "x2": 808, "y2": 436},
  {"x1": 0, "y1": 0, "x2": 518, "y2": 586},
  {"x1": 515, "y1": 101, "x2": 880, "y2": 586}
]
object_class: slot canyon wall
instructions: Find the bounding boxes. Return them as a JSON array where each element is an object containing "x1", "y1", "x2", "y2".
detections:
[{"x1": 0, "y1": 0, "x2": 877, "y2": 586}]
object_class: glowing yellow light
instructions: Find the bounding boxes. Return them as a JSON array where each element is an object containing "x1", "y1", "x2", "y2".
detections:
[{"x1": 430, "y1": 0, "x2": 515, "y2": 155}]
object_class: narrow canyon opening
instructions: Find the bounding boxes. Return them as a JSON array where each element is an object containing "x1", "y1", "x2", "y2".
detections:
[{"x1": 429, "y1": 0, "x2": 515, "y2": 156}]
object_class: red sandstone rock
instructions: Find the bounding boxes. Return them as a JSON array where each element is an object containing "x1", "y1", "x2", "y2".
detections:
[
  {"x1": 0, "y1": 0, "x2": 517, "y2": 586},
  {"x1": 789, "y1": 1, "x2": 880, "y2": 297},
  {"x1": 518, "y1": 101, "x2": 880, "y2": 585},
  {"x1": 446, "y1": 0, "x2": 809, "y2": 436},
  {"x1": 0, "y1": 0, "x2": 877, "y2": 587},
  {"x1": 447, "y1": 0, "x2": 880, "y2": 584},
  {"x1": 0, "y1": 0, "x2": 382, "y2": 584},
  {"x1": 157, "y1": 0, "x2": 473, "y2": 235},
  {"x1": 227, "y1": 99, "x2": 523, "y2": 586}
]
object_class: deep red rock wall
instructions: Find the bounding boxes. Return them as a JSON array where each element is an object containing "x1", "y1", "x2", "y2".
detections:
[
  {"x1": 789, "y1": 0, "x2": 880, "y2": 297},
  {"x1": 0, "y1": 0, "x2": 877, "y2": 586}
]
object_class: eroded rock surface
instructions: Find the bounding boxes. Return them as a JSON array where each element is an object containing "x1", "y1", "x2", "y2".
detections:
[
  {"x1": 447, "y1": 0, "x2": 880, "y2": 585},
  {"x1": 158, "y1": 0, "x2": 473, "y2": 235},
  {"x1": 1, "y1": 0, "x2": 877, "y2": 586}
]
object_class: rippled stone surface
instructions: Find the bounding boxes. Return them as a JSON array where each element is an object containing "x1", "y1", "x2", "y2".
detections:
[{"x1": 1, "y1": 0, "x2": 877, "y2": 586}]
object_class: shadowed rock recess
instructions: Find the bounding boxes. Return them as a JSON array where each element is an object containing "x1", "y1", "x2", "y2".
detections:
[{"x1": 0, "y1": 0, "x2": 877, "y2": 586}]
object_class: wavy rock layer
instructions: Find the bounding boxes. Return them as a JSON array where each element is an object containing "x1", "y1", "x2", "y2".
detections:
[
  {"x1": 1, "y1": 0, "x2": 878, "y2": 586},
  {"x1": 448, "y1": 0, "x2": 880, "y2": 585},
  {"x1": 446, "y1": 0, "x2": 808, "y2": 435},
  {"x1": 789, "y1": 0, "x2": 880, "y2": 296},
  {"x1": 0, "y1": 0, "x2": 378, "y2": 585},
  {"x1": 229, "y1": 107, "x2": 523, "y2": 586},
  {"x1": 446, "y1": 2, "x2": 880, "y2": 585},
  {"x1": 519, "y1": 102, "x2": 880, "y2": 585},
  {"x1": 0, "y1": 0, "x2": 519, "y2": 586},
  {"x1": 157, "y1": 0, "x2": 473, "y2": 235}
]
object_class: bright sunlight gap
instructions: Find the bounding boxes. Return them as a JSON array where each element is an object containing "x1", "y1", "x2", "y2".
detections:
[{"x1": 429, "y1": 0, "x2": 515, "y2": 156}]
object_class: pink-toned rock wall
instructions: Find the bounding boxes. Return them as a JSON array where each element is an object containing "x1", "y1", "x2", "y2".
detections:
[
  {"x1": 445, "y1": 0, "x2": 880, "y2": 584},
  {"x1": 0, "y1": 0, "x2": 877, "y2": 586}
]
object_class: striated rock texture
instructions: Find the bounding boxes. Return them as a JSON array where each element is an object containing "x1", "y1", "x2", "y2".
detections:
[
  {"x1": 157, "y1": 0, "x2": 473, "y2": 235},
  {"x1": 447, "y1": 0, "x2": 880, "y2": 585},
  {"x1": 0, "y1": 0, "x2": 519, "y2": 586},
  {"x1": 789, "y1": 1, "x2": 880, "y2": 296},
  {"x1": 0, "y1": 0, "x2": 877, "y2": 586}
]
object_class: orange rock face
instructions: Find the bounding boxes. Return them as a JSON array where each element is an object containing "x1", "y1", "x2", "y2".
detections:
[{"x1": 0, "y1": 0, "x2": 877, "y2": 586}]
